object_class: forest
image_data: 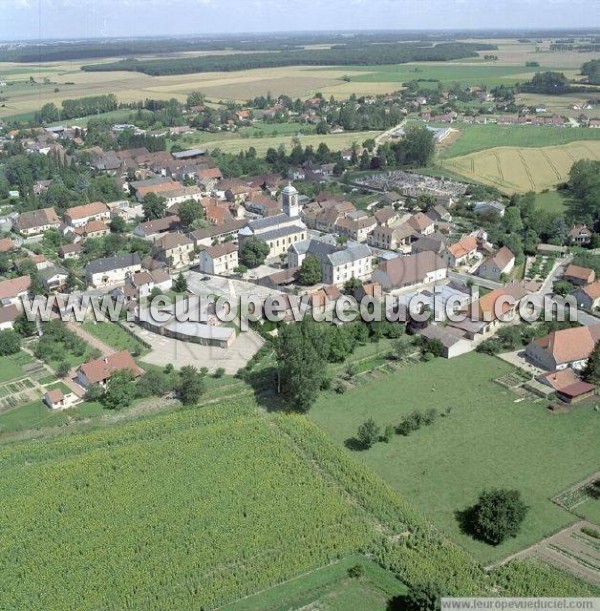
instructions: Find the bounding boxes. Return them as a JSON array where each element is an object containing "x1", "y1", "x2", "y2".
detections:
[{"x1": 80, "y1": 42, "x2": 495, "y2": 76}]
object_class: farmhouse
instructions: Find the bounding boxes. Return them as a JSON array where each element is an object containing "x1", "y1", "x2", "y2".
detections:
[
  {"x1": 372, "y1": 251, "x2": 447, "y2": 291},
  {"x1": 64, "y1": 202, "x2": 110, "y2": 227},
  {"x1": 197, "y1": 242, "x2": 238, "y2": 275},
  {"x1": 369, "y1": 223, "x2": 416, "y2": 251},
  {"x1": 16, "y1": 207, "x2": 61, "y2": 236},
  {"x1": 477, "y1": 246, "x2": 515, "y2": 281},
  {"x1": 76, "y1": 351, "x2": 144, "y2": 388},
  {"x1": 563, "y1": 264, "x2": 595, "y2": 287},
  {"x1": 85, "y1": 253, "x2": 142, "y2": 288},
  {"x1": 525, "y1": 324, "x2": 600, "y2": 371}
]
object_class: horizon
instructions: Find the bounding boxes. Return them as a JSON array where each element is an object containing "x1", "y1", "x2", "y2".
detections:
[{"x1": 1, "y1": 0, "x2": 599, "y2": 43}]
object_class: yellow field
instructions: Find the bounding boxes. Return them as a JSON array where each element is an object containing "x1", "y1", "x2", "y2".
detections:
[
  {"x1": 199, "y1": 131, "x2": 379, "y2": 155},
  {"x1": 442, "y1": 140, "x2": 600, "y2": 193},
  {"x1": 0, "y1": 62, "x2": 368, "y2": 119}
]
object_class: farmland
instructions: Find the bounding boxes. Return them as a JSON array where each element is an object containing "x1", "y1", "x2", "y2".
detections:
[
  {"x1": 198, "y1": 130, "x2": 379, "y2": 155},
  {"x1": 0, "y1": 390, "x2": 595, "y2": 609},
  {"x1": 441, "y1": 140, "x2": 600, "y2": 193},
  {"x1": 308, "y1": 353, "x2": 600, "y2": 565}
]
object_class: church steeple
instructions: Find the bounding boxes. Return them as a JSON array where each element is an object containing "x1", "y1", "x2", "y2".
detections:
[{"x1": 282, "y1": 182, "x2": 299, "y2": 217}]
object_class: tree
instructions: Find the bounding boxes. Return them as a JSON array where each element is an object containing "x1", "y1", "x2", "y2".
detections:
[
  {"x1": 277, "y1": 321, "x2": 326, "y2": 412},
  {"x1": 85, "y1": 383, "x2": 105, "y2": 402},
  {"x1": 298, "y1": 254, "x2": 322, "y2": 285},
  {"x1": 173, "y1": 272, "x2": 188, "y2": 293},
  {"x1": 102, "y1": 370, "x2": 136, "y2": 410},
  {"x1": 56, "y1": 360, "x2": 71, "y2": 378},
  {"x1": 469, "y1": 488, "x2": 528, "y2": 545},
  {"x1": 178, "y1": 199, "x2": 204, "y2": 229},
  {"x1": 142, "y1": 192, "x2": 166, "y2": 220},
  {"x1": 583, "y1": 340, "x2": 600, "y2": 384},
  {"x1": 178, "y1": 365, "x2": 205, "y2": 406},
  {"x1": 401, "y1": 583, "x2": 446, "y2": 611},
  {"x1": 109, "y1": 215, "x2": 127, "y2": 233},
  {"x1": 0, "y1": 330, "x2": 21, "y2": 355},
  {"x1": 240, "y1": 236, "x2": 270, "y2": 268},
  {"x1": 14, "y1": 312, "x2": 36, "y2": 337},
  {"x1": 357, "y1": 418, "x2": 380, "y2": 449}
]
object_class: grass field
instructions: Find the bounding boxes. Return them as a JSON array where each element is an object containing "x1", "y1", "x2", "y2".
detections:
[
  {"x1": 535, "y1": 190, "x2": 569, "y2": 214},
  {"x1": 224, "y1": 556, "x2": 407, "y2": 611},
  {"x1": 0, "y1": 351, "x2": 35, "y2": 384},
  {"x1": 442, "y1": 140, "x2": 600, "y2": 193},
  {"x1": 309, "y1": 353, "x2": 600, "y2": 564},
  {"x1": 439, "y1": 125, "x2": 600, "y2": 159},
  {"x1": 82, "y1": 321, "x2": 149, "y2": 355}
]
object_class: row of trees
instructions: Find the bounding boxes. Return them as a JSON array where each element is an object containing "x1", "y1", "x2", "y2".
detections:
[{"x1": 38, "y1": 94, "x2": 118, "y2": 123}]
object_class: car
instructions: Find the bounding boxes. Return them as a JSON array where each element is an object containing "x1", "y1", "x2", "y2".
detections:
[{"x1": 200, "y1": 276, "x2": 211, "y2": 281}]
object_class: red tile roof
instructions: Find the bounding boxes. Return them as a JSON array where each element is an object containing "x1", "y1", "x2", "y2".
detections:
[{"x1": 79, "y1": 350, "x2": 144, "y2": 384}]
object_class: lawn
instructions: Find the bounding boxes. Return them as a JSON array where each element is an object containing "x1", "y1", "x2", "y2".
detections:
[
  {"x1": 0, "y1": 400, "x2": 104, "y2": 435},
  {"x1": 224, "y1": 556, "x2": 407, "y2": 611},
  {"x1": 534, "y1": 190, "x2": 569, "y2": 214},
  {"x1": 309, "y1": 352, "x2": 600, "y2": 564},
  {"x1": 0, "y1": 351, "x2": 35, "y2": 384},
  {"x1": 439, "y1": 124, "x2": 600, "y2": 160},
  {"x1": 83, "y1": 321, "x2": 149, "y2": 356}
]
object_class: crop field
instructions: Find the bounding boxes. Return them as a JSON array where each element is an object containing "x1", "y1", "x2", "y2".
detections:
[
  {"x1": 438, "y1": 124, "x2": 600, "y2": 159},
  {"x1": 309, "y1": 353, "x2": 600, "y2": 565},
  {"x1": 198, "y1": 131, "x2": 379, "y2": 155},
  {"x1": 441, "y1": 140, "x2": 600, "y2": 193}
]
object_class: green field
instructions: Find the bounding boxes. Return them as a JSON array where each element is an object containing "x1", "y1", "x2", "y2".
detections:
[
  {"x1": 82, "y1": 321, "x2": 149, "y2": 355},
  {"x1": 333, "y1": 63, "x2": 541, "y2": 88},
  {"x1": 439, "y1": 124, "x2": 600, "y2": 159},
  {"x1": 224, "y1": 556, "x2": 406, "y2": 611},
  {"x1": 534, "y1": 190, "x2": 569, "y2": 213},
  {"x1": 309, "y1": 353, "x2": 600, "y2": 564},
  {"x1": 0, "y1": 351, "x2": 35, "y2": 384}
]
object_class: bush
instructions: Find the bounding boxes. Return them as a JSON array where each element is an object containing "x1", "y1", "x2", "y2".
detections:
[
  {"x1": 214, "y1": 367, "x2": 226, "y2": 378},
  {"x1": 582, "y1": 526, "x2": 600, "y2": 539},
  {"x1": 347, "y1": 564, "x2": 364, "y2": 579},
  {"x1": 0, "y1": 330, "x2": 21, "y2": 356}
]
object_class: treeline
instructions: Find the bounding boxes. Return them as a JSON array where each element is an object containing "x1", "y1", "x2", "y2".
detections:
[
  {"x1": 37, "y1": 94, "x2": 118, "y2": 122},
  {"x1": 582, "y1": 59, "x2": 600, "y2": 85},
  {"x1": 517, "y1": 71, "x2": 572, "y2": 94},
  {"x1": 81, "y1": 42, "x2": 495, "y2": 76}
]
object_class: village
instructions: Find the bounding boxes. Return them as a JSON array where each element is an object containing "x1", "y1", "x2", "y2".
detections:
[{"x1": 0, "y1": 112, "x2": 598, "y2": 416}]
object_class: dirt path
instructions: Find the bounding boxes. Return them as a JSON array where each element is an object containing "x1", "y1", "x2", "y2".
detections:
[{"x1": 65, "y1": 322, "x2": 114, "y2": 357}]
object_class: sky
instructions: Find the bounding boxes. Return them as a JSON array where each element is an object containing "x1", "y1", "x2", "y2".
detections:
[{"x1": 0, "y1": 0, "x2": 598, "y2": 42}]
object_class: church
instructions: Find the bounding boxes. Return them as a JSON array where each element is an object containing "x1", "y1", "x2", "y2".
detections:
[{"x1": 238, "y1": 183, "x2": 308, "y2": 259}]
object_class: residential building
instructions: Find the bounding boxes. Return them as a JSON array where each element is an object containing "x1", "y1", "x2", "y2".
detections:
[
  {"x1": 568, "y1": 224, "x2": 593, "y2": 246},
  {"x1": 288, "y1": 239, "x2": 373, "y2": 285},
  {"x1": 447, "y1": 236, "x2": 479, "y2": 267},
  {"x1": 0, "y1": 304, "x2": 19, "y2": 330},
  {"x1": 372, "y1": 251, "x2": 447, "y2": 291},
  {"x1": 572, "y1": 281, "x2": 600, "y2": 310},
  {"x1": 15, "y1": 207, "x2": 61, "y2": 236},
  {"x1": 198, "y1": 242, "x2": 239, "y2": 275},
  {"x1": 418, "y1": 324, "x2": 472, "y2": 358},
  {"x1": 85, "y1": 253, "x2": 142, "y2": 288},
  {"x1": 369, "y1": 223, "x2": 416, "y2": 252},
  {"x1": 411, "y1": 233, "x2": 448, "y2": 256},
  {"x1": 76, "y1": 350, "x2": 144, "y2": 388},
  {"x1": 134, "y1": 216, "x2": 181, "y2": 241},
  {"x1": 563, "y1": 264, "x2": 595, "y2": 287},
  {"x1": 39, "y1": 265, "x2": 69, "y2": 292},
  {"x1": 334, "y1": 215, "x2": 377, "y2": 243},
  {"x1": 407, "y1": 212, "x2": 435, "y2": 236},
  {"x1": 0, "y1": 275, "x2": 31, "y2": 308},
  {"x1": 188, "y1": 219, "x2": 246, "y2": 248},
  {"x1": 154, "y1": 233, "x2": 195, "y2": 269},
  {"x1": 477, "y1": 246, "x2": 515, "y2": 281},
  {"x1": 64, "y1": 202, "x2": 110, "y2": 227},
  {"x1": 526, "y1": 324, "x2": 600, "y2": 371},
  {"x1": 59, "y1": 243, "x2": 83, "y2": 260}
]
